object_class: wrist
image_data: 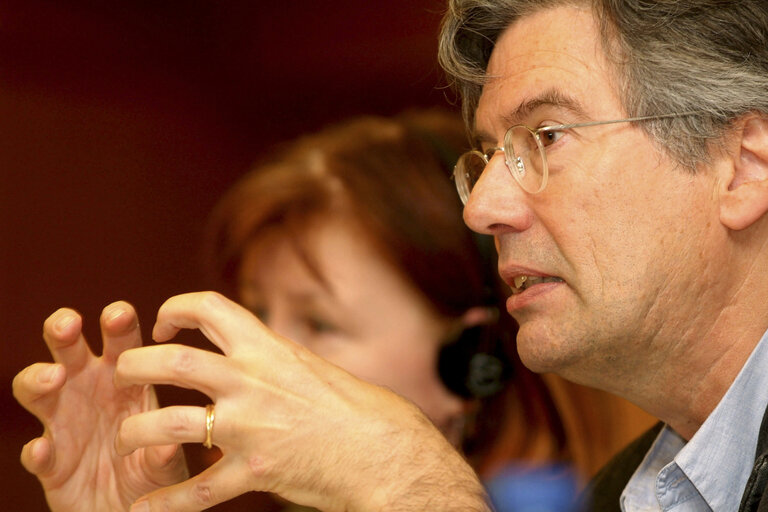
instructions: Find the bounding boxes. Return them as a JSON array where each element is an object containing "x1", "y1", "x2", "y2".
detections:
[{"x1": 351, "y1": 405, "x2": 491, "y2": 512}]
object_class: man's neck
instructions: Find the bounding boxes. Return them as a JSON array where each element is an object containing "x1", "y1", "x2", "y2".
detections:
[{"x1": 630, "y1": 260, "x2": 768, "y2": 439}]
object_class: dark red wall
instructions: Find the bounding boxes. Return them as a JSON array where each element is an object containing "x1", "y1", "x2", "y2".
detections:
[{"x1": 0, "y1": 1, "x2": 455, "y2": 509}]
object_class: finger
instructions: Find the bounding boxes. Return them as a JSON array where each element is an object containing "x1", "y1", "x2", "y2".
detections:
[
  {"x1": 153, "y1": 292, "x2": 265, "y2": 355},
  {"x1": 130, "y1": 459, "x2": 254, "y2": 512},
  {"x1": 101, "y1": 301, "x2": 143, "y2": 363},
  {"x1": 116, "y1": 406, "x2": 208, "y2": 455},
  {"x1": 144, "y1": 444, "x2": 190, "y2": 485},
  {"x1": 114, "y1": 344, "x2": 237, "y2": 398},
  {"x1": 20, "y1": 437, "x2": 55, "y2": 476},
  {"x1": 42, "y1": 308, "x2": 94, "y2": 371},
  {"x1": 12, "y1": 362, "x2": 66, "y2": 418}
]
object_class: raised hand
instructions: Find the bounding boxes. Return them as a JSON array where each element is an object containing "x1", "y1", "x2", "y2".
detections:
[
  {"x1": 116, "y1": 292, "x2": 491, "y2": 512},
  {"x1": 13, "y1": 302, "x2": 189, "y2": 512}
]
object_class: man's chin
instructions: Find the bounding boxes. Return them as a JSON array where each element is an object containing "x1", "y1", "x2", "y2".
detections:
[{"x1": 515, "y1": 328, "x2": 583, "y2": 375}]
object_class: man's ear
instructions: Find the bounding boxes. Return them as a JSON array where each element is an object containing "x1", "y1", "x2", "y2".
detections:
[{"x1": 720, "y1": 114, "x2": 768, "y2": 231}]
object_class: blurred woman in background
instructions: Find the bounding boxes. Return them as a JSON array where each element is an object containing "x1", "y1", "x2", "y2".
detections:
[{"x1": 202, "y1": 108, "x2": 577, "y2": 511}]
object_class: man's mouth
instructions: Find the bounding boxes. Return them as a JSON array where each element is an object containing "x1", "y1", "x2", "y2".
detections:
[{"x1": 510, "y1": 275, "x2": 564, "y2": 294}]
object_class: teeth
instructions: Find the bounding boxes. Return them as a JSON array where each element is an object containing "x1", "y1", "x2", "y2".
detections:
[{"x1": 511, "y1": 275, "x2": 564, "y2": 294}]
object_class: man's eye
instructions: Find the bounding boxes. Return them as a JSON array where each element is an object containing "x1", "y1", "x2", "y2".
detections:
[
  {"x1": 538, "y1": 129, "x2": 565, "y2": 147},
  {"x1": 479, "y1": 146, "x2": 498, "y2": 160}
]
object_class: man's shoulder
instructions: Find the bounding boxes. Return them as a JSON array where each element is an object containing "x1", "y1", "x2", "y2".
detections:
[{"x1": 579, "y1": 422, "x2": 664, "y2": 512}]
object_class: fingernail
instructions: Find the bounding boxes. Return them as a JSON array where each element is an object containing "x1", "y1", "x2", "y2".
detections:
[
  {"x1": 29, "y1": 437, "x2": 48, "y2": 462},
  {"x1": 130, "y1": 499, "x2": 150, "y2": 512},
  {"x1": 55, "y1": 314, "x2": 74, "y2": 331},
  {"x1": 107, "y1": 307, "x2": 125, "y2": 322},
  {"x1": 37, "y1": 365, "x2": 60, "y2": 384},
  {"x1": 114, "y1": 432, "x2": 132, "y2": 457}
]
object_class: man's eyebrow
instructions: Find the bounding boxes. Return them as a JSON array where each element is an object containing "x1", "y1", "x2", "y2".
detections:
[{"x1": 473, "y1": 89, "x2": 589, "y2": 143}]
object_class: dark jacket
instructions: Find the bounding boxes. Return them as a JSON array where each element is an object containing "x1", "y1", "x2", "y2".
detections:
[{"x1": 583, "y1": 404, "x2": 768, "y2": 511}]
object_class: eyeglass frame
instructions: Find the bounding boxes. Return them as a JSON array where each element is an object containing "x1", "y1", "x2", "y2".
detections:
[{"x1": 452, "y1": 111, "x2": 702, "y2": 205}]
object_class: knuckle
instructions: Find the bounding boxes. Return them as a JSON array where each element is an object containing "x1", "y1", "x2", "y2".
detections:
[
  {"x1": 168, "y1": 346, "x2": 197, "y2": 375},
  {"x1": 247, "y1": 454, "x2": 271, "y2": 479},
  {"x1": 164, "y1": 407, "x2": 195, "y2": 436},
  {"x1": 190, "y1": 480, "x2": 215, "y2": 506},
  {"x1": 197, "y1": 291, "x2": 227, "y2": 313}
]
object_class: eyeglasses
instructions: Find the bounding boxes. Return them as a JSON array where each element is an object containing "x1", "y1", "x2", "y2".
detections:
[{"x1": 452, "y1": 112, "x2": 700, "y2": 205}]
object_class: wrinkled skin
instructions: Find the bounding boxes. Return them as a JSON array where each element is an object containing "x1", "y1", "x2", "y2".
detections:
[{"x1": 12, "y1": 302, "x2": 188, "y2": 511}]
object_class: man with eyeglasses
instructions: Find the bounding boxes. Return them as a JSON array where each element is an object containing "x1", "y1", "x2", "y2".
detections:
[
  {"x1": 441, "y1": 0, "x2": 768, "y2": 511},
  {"x1": 11, "y1": 1, "x2": 768, "y2": 511}
]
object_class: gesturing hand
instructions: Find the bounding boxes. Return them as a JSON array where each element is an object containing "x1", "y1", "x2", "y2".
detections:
[
  {"x1": 116, "y1": 292, "x2": 491, "y2": 512},
  {"x1": 13, "y1": 302, "x2": 189, "y2": 512}
]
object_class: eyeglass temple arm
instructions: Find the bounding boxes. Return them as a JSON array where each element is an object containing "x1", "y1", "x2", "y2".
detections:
[{"x1": 540, "y1": 111, "x2": 703, "y2": 131}]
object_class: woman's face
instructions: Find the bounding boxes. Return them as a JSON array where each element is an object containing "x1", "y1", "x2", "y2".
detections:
[{"x1": 237, "y1": 214, "x2": 469, "y2": 446}]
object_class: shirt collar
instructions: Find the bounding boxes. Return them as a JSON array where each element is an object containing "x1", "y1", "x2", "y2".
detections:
[
  {"x1": 675, "y1": 328, "x2": 768, "y2": 511},
  {"x1": 621, "y1": 328, "x2": 768, "y2": 511}
]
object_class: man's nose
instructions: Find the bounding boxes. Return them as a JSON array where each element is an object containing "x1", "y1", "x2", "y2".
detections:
[{"x1": 462, "y1": 153, "x2": 534, "y2": 236}]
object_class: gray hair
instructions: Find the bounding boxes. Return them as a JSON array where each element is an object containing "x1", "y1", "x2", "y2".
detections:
[{"x1": 438, "y1": 0, "x2": 768, "y2": 170}]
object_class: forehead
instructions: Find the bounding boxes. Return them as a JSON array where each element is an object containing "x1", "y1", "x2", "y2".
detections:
[
  {"x1": 475, "y1": 5, "x2": 623, "y2": 137},
  {"x1": 239, "y1": 214, "x2": 440, "y2": 324},
  {"x1": 240, "y1": 214, "x2": 399, "y2": 296}
]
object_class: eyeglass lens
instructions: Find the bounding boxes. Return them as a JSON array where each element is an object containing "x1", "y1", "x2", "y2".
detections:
[
  {"x1": 455, "y1": 126, "x2": 546, "y2": 203},
  {"x1": 505, "y1": 125, "x2": 545, "y2": 193}
]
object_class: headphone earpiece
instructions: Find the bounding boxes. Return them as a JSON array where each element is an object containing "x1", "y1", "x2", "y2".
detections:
[
  {"x1": 438, "y1": 324, "x2": 511, "y2": 399},
  {"x1": 406, "y1": 118, "x2": 514, "y2": 400}
]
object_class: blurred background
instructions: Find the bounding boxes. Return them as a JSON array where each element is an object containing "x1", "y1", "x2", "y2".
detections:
[{"x1": 0, "y1": 1, "x2": 457, "y2": 509}]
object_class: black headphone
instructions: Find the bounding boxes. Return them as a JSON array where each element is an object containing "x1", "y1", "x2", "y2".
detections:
[
  {"x1": 407, "y1": 119, "x2": 513, "y2": 399},
  {"x1": 438, "y1": 324, "x2": 512, "y2": 399},
  {"x1": 436, "y1": 233, "x2": 513, "y2": 399}
]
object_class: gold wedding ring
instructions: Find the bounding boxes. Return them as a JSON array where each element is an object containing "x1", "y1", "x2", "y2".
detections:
[{"x1": 203, "y1": 403, "x2": 215, "y2": 449}]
